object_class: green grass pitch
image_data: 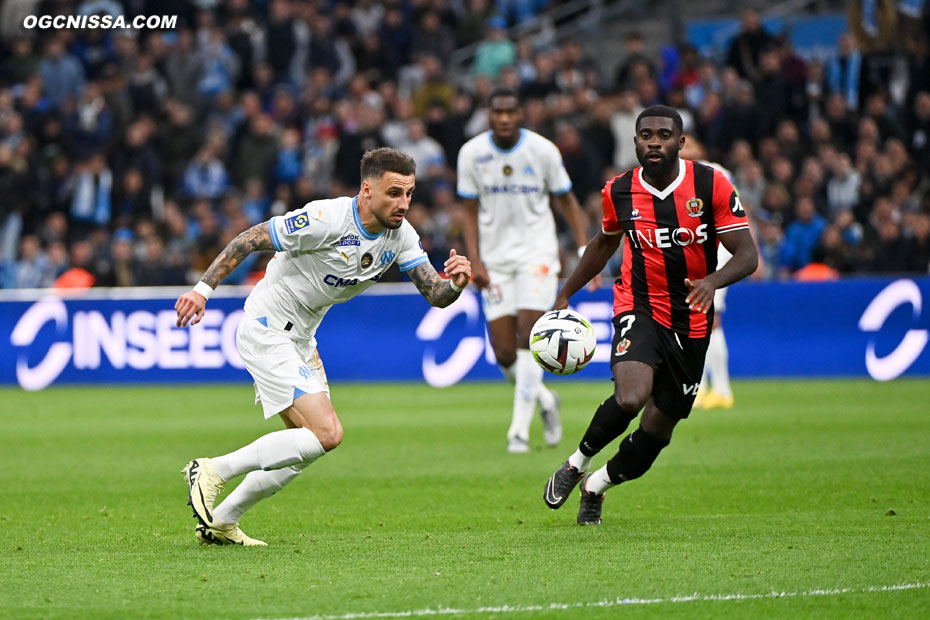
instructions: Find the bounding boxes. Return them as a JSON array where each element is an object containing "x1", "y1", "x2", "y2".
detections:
[{"x1": 1, "y1": 379, "x2": 928, "y2": 619}]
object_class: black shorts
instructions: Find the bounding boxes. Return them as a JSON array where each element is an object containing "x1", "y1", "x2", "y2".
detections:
[{"x1": 610, "y1": 311, "x2": 710, "y2": 419}]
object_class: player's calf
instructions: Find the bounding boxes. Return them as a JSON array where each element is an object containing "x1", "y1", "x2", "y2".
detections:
[{"x1": 605, "y1": 428, "x2": 670, "y2": 483}]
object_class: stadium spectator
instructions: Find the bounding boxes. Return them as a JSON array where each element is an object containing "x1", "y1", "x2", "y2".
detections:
[
  {"x1": 778, "y1": 196, "x2": 828, "y2": 275},
  {"x1": 39, "y1": 37, "x2": 86, "y2": 110},
  {"x1": 181, "y1": 144, "x2": 230, "y2": 200},
  {"x1": 472, "y1": 17, "x2": 516, "y2": 79},
  {"x1": 4, "y1": 234, "x2": 50, "y2": 289},
  {"x1": 54, "y1": 239, "x2": 96, "y2": 289},
  {"x1": 0, "y1": 37, "x2": 40, "y2": 86},
  {"x1": 614, "y1": 31, "x2": 657, "y2": 92},
  {"x1": 725, "y1": 9, "x2": 775, "y2": 82},
  {"x1": 827, "y1": 33, "x2": 863, "y2": 111},
  {"x1": 69, "y1": 153, "x2": 113, "y2": 234}
]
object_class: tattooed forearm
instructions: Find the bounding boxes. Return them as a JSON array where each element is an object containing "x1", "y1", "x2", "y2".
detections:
[
  {"x1": 409, "y1": 263, "x2": 461, "y2": 308},
  {"x1": 201, "y1": 222, "x2": 275, "y2": 288}
]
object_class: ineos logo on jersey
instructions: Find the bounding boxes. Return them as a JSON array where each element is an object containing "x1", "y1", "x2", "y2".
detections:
[
  {"x1": 323, "y1": 274, "x2": 359, "y2": 287},
  {"x1": 630, "y1": 224, "x2": 709, "y2": 249}
]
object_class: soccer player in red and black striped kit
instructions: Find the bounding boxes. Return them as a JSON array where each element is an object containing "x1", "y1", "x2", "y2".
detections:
[{"x1": 543, "y1": 105, "x2": 759, "y2": 524}]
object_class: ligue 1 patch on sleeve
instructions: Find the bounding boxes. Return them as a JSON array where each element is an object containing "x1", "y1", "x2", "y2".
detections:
[{"x1": 285, "y1": 212, "x2": 310, "y2": 233}]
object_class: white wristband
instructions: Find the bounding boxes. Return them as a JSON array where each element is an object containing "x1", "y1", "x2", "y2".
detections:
[
  {"x1": 193, "y1": 281, "x2": 214, "y2": 300},
  {"x1": 449, "y1": 279, "x2": 464, "y2": 293},
  {"x1": 577, "y1": 245, "x2": 587, "y2": 259}
]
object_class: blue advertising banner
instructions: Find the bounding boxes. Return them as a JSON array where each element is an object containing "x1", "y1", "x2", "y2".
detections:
[
  {"x1": 687, "y1": 14, "x2": 848, "y2": 61},
  {"x1": 1, "y1": 277, "x2": 929, "y2": 390}
]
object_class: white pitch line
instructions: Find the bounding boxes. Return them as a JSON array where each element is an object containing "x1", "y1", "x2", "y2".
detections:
[{"x1": 249, "y1": 582, "x2": 929, "y2": 620}]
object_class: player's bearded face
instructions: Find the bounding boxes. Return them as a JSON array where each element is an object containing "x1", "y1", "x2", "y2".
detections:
[
  {"x1": 368, "y1": 172, "x2": 416, "y2": 230},
  {"x1": 634, "y1": 117, "x2": 683, "y2": 176}
]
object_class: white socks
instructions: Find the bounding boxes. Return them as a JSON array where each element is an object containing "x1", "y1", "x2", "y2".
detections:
[
  {"x1": 536, "y1": 382, "x2": 557, "y2": 412},
  {"x1": 584, "y1": 466, "x2": 616, "y2": 495},
  {"x1": 213, "y1": 461, "x2": 311, "y2": 525},
  {"x1": 501, "y1": 359, "x2": 557, "y2": 410},
  {"x1": 568, "y1": 449, "x2": 593, "y2": 472},
  {"x1": 706, "y1": 328, "x2": 732, "y2": 398},
  {"x1": 507, "y1": 349, "x2": 542, "y2": 441},
  {"x1": 213, "y1": 427, "x2": 325, "y2": 481}
]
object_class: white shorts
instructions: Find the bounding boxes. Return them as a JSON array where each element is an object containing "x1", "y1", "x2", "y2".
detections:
[
  {"x1": 714, "y1": 287, "x2": 727, "y2": 314},
  {"x1": 236, "y1": 314, "x2": 330, "y2": 419},
  {"x1": 481, "y1": 263, "x2": 558, "y2": 322}
]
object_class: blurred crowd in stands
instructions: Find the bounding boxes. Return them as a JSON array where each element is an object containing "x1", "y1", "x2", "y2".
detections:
[{"x1": 0, "y1": 0, "x2": 929, "y2": 290}]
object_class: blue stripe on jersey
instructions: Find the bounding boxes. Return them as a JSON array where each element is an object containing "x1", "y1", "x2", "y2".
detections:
[
  {"x1": 398, "y1": 256, "x2": 429, "y2": 271},
  {"x1": 269, "y1": 217, "x2": 283, "y2": 251},
  {"x1": 256, "y1": 316, "x2": 268, "y2": 327},
  {"x1": 457, "y1": 190, "x2": 479, "y2": 199},
  {"x1": 551, "y1": 183, "x2": 573, "y2": 195},
  {"x1": 487, "y1": 128, "x2": 526, "y2": 154},
  {"x1": 352, "y1": 196, "x2": 383, "y2": 240}
]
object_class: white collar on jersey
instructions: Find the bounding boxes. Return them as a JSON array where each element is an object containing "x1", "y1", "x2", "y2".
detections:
[
  {"x1": 638, "y1": 158, "x2": 686, "y2": 200},
  {"x1": 487, "y1": 128, "x2": 526, "y2": 154}
]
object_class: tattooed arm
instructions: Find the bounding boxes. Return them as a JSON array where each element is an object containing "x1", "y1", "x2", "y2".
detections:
[
  {"x1": 175, "y1": 222, "x2": 275, "y2": 326},
  {"x1": 408, "y1": 249, "x2": 472, "y2": 308},
  {"x1": 200, "y1": 222, "x2": 275, "y2": 288}
]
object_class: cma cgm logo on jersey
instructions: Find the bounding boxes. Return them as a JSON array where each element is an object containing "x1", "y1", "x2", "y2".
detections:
[{"x1": 9, "y1": 298, "x2": 245, "y2": 390}]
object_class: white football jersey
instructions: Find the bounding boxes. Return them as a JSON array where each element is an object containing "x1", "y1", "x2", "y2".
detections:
[
  {"x1": 457, "y1": 128, "x2": 572, "y2": 271},
  {"x1": 245, "y1": 196, "x2": 428, "y2": 338}
]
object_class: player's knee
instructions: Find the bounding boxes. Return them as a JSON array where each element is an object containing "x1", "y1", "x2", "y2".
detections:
[
  {"x1": 495, "y1": 347, "x2": 517, "y2": 368},
  {"x1": 613, "y1": 391, "x2": 647, "y2": 416},
  {"x1": 318, "y1": 425, "x2": 343, "y2": 451}
]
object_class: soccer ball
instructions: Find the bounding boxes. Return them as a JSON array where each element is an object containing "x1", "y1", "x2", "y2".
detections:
[{"x1": 529, "y1": 309, "x2": 596, "y2": 375}]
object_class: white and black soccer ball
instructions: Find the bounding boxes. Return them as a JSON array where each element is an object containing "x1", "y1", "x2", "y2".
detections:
[{"x1": 529, "y1": 309, "x2": 596, "y2": 375}]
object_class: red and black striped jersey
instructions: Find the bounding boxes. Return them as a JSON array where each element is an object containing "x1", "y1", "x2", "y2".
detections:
[{"x1": 601, "y1": 159, "x2": 749, "y2": 338}]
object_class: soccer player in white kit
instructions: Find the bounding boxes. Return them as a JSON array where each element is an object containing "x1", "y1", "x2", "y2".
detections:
[
  {"x1": 457, "y1": 88, "x2": 592, "y2": 454},
  {"x1": 175, "y1": 148, "x2": 471, "y2": 546}
]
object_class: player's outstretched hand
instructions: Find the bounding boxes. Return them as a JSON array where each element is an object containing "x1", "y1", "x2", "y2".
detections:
[
  {"x1": 444, "y1": 249, "x2": 472, "y2": 291},
  {"x1": 175, "y1": 290, "x2": 207, "y2": 327},
  {"x1": 551, "y1": 293, "x2": 569, "y2": 310},
  {"x1": 684, "y1": 278, "x2": 715, "y2": 314}
]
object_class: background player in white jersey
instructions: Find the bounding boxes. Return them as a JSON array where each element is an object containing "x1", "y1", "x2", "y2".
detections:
[
  {"x1": 696, "y1": 243, "x2": 735, "y2": 408},
  {"x1": 680, "y1": 136, "x2": 739, "y2": 409},
  {"x1": 457, "y1": 88, "x2": 593, "y2": 454},
  {"x1": 175, "y1": 148, "x2": 471, "y2": 546}
]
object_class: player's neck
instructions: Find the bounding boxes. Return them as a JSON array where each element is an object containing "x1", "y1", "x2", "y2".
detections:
[
  {"x1": 641, "y1": 158, "x2": 681, "y2": 191},
  {"x1": 356, "y1": 195, "x2": 383, "y2": 234},
  {"x1": 491, "y1": 131, "x2": 519, "y2": 151}
]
